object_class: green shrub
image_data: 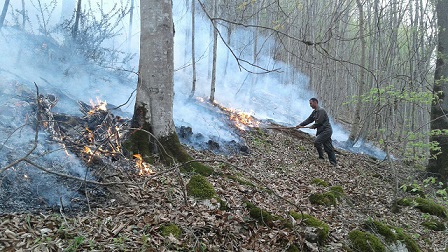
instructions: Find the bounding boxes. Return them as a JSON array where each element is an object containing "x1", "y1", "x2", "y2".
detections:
[{"x1": 309, "y1": 192, "x2": 337, "y2": 206}]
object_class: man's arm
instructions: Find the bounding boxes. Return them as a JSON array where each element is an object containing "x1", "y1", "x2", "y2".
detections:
[{"x1": 296, "y1": 112, "x2": 315, "y2": 128}]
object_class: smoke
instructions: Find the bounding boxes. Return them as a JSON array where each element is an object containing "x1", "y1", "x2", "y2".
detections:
[{"x1": 0, "y1": 1, "x2": 387, "y2": 211}]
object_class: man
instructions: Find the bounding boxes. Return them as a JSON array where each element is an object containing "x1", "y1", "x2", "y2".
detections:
[{"x1": 296, "y1": 98, "x2": 337, "y2": 166}]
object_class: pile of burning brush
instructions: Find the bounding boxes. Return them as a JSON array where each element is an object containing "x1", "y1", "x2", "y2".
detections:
[{"x1": 36, "y1": 94, "x2": 154, "y2": 177}]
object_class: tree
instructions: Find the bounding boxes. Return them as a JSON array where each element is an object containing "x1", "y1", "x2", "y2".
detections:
[
  {"x1": 0, "y1": 0, "x2": 11, "y2": 29},
  {"x1": 126, "y1": 0, "x2": 210, "y2": 174},
  {"x1": 428, "y1": 0, "x2": 448, "y2": 183}
]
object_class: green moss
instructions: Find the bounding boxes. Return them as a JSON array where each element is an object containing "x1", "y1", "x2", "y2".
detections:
[
  {"x1": 364, "y1": 219, "x2": 420, "y2": 252},
  {"x1": 215, "y1": 197, "x2": 230, "y2": 211},
  {"x1": 329, "y1": 186, "x2": 345, "y2": 199},
  {"x1": 227, "y1": 174, "x2": 255, "y2": 187},
  {"x1": 311, "y1": 178, "x2": 329, "y2": 187},
  {"x1": 186, "y1": 175, "x2": 216, "y2": 199},
  {"x1": 421, "y1": 219, "x2": 446, "y2": 231},
  {"x1": 364, "y1": 220, "x2": 397, "y2": 243},
  {"x1": 309, "y1": 192, "x2": 337, "y2": 206},
  {"x1": 289, "y1": 211, "x2": 329, "y2": 243},
  {"x1": 348, "y1": 230, "x2": 385, "y2": 252},
  {"x1": 397, "y1": 197, "x2": 413, "y2": 206},
  {"x1": 160, "y1": 223, "x2": 181, "y2": 238},
  {"x1": 243, "y1": 200, "x2": 276, "y2": 227},
  {"x1": 414, "y1": 197, "x2": 447, "y2": 218},
  {"x1": 394, "y1": 228, "x2": 420, "y2": 252},
  {"x1": 286, "y1": 244, "x2": 301, "y2": 252}
]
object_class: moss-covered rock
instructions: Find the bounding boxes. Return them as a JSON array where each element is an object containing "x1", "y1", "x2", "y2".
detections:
[
  {"x1": 364, "y1": 219, "x2": 420, "y2": 252},
  {"x1": 414, "y1": 197, "x2": 447, "y2": 218},
  {"x1": 311, "y1": 178, "x2": 329, "y2": 187},
  {"x1": 160, "y1": 223, "x2": 182, "y2": 238},
  {"x1": 186, "y1": 175, "x2": 216, "y2": 199},
  {"x1": 289, "y1": 211, "x2": 329, "y2": 244},
  {"x1": 243, "y1": 200, "x2": 276, "y2": 227},
  {"x1": 309, "y1": 192, "x2": 337, "y2": 206},
  {"x1": 348, "y1": 230, "x2": 385, "y2": 252},
  {"x1": 421, "y1": 219, "x2": 446, "y2": 231}
]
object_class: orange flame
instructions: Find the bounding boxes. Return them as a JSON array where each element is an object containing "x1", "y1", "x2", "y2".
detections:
[
  {"x1": 88, "y1": 98, "x2": 107, "y2": 115},
  {"x1": 133, "y1": 154, "x2": 154, "y2": 176}
]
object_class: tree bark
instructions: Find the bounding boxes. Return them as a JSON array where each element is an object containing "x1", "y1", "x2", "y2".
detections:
[
  {"x1": 428, "y1": 0, "x2": 448, "y2": 183},
  {"x1": 0, "y1": 0, "x2": 11, "y2": 29},
  {"x1": 190, "y1": 0, "x2": 197, "y2": 97},
  {"x1": 209, "y1": 0, "x2": 218, "y2": 103},
  {"x1": 72, "y1": 0, "x2": 82, "y2": 39},
  {"x1": 348, "y1": 0, "x2": 366, "y2": 145}
]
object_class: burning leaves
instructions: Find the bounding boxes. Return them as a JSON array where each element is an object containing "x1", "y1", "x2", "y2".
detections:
[{"x1": 133, "y1": 154, "x2": 154, "y2": 176}]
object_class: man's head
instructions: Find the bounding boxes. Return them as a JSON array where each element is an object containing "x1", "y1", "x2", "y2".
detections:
[{"x1": 309, "y1": 98, "x2": 319, "y2": 110}]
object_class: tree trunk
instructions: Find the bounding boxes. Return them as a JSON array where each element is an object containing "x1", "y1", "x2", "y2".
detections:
[
  {"x1": 428, "y1": 0, "x2": 448, "y2": 183},
  {"x1": 209, "y1": 0, "x2": 218, "y2": 103},
  {"x1": 190, "y1": 0, "x2": 197, "y2": 97},
  {"x1": 348, "y1": 0, "x2": 366, "y2": 145},
  {"x1": 127, "y1": 0, "x2": 134, "y2": 52},
  {"x1": 72, "y1": 0, "x2": 82, "y2": 39},
  {"x1": 0, "y1": 0, "x2": 11, "y2": 29},
  {"x1": 126, "y1": 0, "x2": 209, "y2": 173}
]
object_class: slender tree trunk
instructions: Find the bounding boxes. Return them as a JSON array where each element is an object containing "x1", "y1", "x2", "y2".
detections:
[
  {"x1": 209, "y1": 0, "x2": 218, "y2": 103},
  {"x1": 348, "y1": 0, "x2": 366, "y2": 145},
  {"x1": 128, "y1": 0, "x2": 134, "y2": 52},
  {"x1": 428, "y1": 0, "x2": 448, "y2": 183},
  {"x1": 190, "y1": 0, "x2": 197, "y2": 97},
  {"x1": 72, "y1": 0, "x2": 82, "y2": 39},
  {"x1": 0, "y1": 0, "x2": 11, "y2": 29}
]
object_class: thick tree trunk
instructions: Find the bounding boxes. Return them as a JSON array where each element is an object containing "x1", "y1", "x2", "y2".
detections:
[
  {"x1": 428, "y1": 0, "x2": 448, "y2": 183},
  {"x1": 0, "y1": 0, "x2": 11, "y2": 29},
  {"x1": 127, "y1": 0, "x2": 210, "y2": 176}
]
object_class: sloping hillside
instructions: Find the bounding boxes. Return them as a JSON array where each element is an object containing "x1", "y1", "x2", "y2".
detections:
[{"x1": 0, "y1": 123, "x2": 446, "y2": 251}]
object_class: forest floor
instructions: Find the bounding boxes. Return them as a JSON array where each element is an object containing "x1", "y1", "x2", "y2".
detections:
[{"x1": 0, "y1": 124, "x2": 447, "y2": 251}]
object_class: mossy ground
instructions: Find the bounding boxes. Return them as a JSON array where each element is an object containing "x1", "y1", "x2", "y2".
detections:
[
  {"x1": 348, "y1": 230, "x2": 385, "y2": 252},
  {"x1": 160, "y1": 223, "x2": 182, "y2": 238},
  {"x1": 289, "y1": 211, "x2": 329, "y2": 243},
  {"x1": 186, "y1": 175, "x2": 216, "y2": 200},
  {"x1": 364, "y1": 219, "x2": 420, "y2": 252}
]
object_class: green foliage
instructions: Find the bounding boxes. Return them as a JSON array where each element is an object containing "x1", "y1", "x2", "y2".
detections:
[
  {"x1": 186, "y1": 175, "x2": 216, "y2": 199},
  {"x1": 160, "y1": 223, "x2": 182, "y2": 238},
  {"x1": 329, "y1": 186, "x2": 345, "y2": 200},
  {"x1": 65, "y1": 236, "x2": 85, "y2": 252},
  {"x1": 397, "y1": 197, "x2": 414, "y2": 206},
  {"x1": 311, "y1": 178, "x2": 329, "y2": 187},
  {"x1": 348, "y1": 230, "x2": 385, "y2": 252},
  {"x1": 414, "y1": 197, "x2": 447, "y2": 218},
  {"x1": 289, "y1": 211, "x2": 329, "y2": 243}
]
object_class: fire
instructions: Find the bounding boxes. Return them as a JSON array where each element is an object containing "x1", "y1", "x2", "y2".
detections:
[
  {"x1": 229, "y1": 110, "x2": 260, "y2": 130},
  {"x1": 133, "y1": 154, "x2": 154, "y2": 176},
  {"x1": 88, "y1": 98, "x2": 107, "y2": 115},
  {"x1": 83, "y1": 146, "x2": 93, "y2": 155}
]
